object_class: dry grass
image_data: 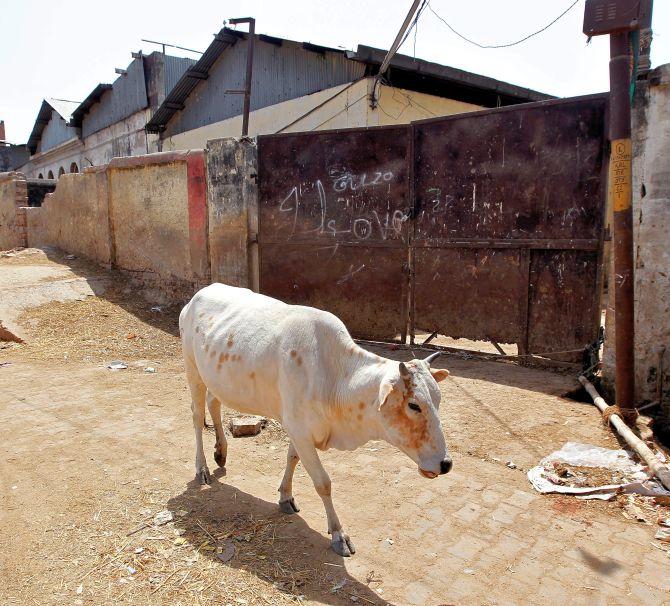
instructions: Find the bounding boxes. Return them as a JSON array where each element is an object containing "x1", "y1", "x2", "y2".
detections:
[{"x1": 16, "y1": 289, "x2": 182, "y2": 364}]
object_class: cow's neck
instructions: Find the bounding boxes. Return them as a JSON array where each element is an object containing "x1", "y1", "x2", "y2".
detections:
[{"x1": 329, "y1": 345, "x2": 392, "y2": 444}]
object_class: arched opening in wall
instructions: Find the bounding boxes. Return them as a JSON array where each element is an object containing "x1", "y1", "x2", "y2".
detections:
[
  {"x1": 38, "y1": 173, "x2": 44, "y2": 179},
  {"x1": 58, "y1": 167, "x2": 65, "y2": 177},
  {"x1": 69, "y1": 162, "x2": 79, "y2": 173},
  {"x1": 47, "y1": 170, "x2": 54, "y2": 179}
]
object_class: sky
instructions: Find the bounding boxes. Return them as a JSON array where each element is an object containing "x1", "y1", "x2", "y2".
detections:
[{"x1": 1, "y1": 0, "x2": 669, "y2": 144}]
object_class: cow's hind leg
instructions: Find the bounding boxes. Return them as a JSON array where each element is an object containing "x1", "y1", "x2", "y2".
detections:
[
  {"x1": 278, "y1": 441, "x2": 300, "y2": 514},
  {"x1": 291, "y1": 437, "x2": 355, "y2": 557},
  {"x1": 185, "y1": 358, "x2": 211, "y2": 485},
  {"x1": 206, "y1": 390, "x2": 227, "y2": 468}
]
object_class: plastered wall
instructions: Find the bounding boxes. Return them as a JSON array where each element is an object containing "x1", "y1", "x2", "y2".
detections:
[
  {"x1": 26, "y1": 168, "x2": 111, "y2": 264},
  {"x1": 602, "y1": 64, "x2": 670, "y2": 406},
  {"x1": 0, "y1": 172, "x2": 28, "y2": 249}
]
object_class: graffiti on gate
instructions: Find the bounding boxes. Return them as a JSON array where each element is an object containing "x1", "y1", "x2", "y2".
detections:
[{"x1": 274, "y1": 165, "x2": 409, "y2": 241}]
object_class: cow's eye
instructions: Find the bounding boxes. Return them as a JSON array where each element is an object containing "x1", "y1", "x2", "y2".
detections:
[{"x1": 408, "y1": 402, "x2": 421, "y2": 413}]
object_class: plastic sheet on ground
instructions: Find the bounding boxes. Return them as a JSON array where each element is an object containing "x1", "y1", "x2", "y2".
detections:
[{"x1": 527, "y1": 442, "x2": 670, "y2": 500}]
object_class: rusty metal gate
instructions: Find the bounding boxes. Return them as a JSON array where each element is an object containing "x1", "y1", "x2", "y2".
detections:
[{"x1": 258, "y1": 94, "x2": 607, "y2": 361}]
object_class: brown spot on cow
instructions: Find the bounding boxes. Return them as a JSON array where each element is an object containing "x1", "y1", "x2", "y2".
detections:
[
  {"x1": 210, "y1": 349, "x2": 217, "y2": 358},
  {"x1": 218, "y1": 352, "x2": 226, "y2": 364},
  {"x1": 290, "y1": 350, "x2": 297, "y2": 358},
  {"x1": 384, "y1": 379, "x2": 431, "y2": 452},
  {"x1": 296, "y1": 356, "x2": 302, "y2": 366},
  {"x1": 227, "y1": 337, "x2": 234, "y2": 348},
  {"x1": 357, "y1": 413, "x2": 363, "y2": 422},
  {"x1": 204, "y1": 342, "x2": 209, "y2": 353},
  {"x1": 248, "y1": 371, "x2": 256, "y2": 380},
  {"x1": 358, "y1": 402, "x2": 365, "y2": 410}
]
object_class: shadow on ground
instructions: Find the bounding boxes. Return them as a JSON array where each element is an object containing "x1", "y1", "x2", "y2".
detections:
[{"x1": 167, "y1": 469, "x2": 392, "y2": 605}]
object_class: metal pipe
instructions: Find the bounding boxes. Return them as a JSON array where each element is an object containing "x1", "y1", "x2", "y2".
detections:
[
  {"x1": 608, "y1": 32, "x2": 636, "y2": 414},
  {"x1": 229, "y1": 17, "x2": 256, "y2": 137},
  {"x1": 373, "y1": 0, "x2": 422, "y2": 104},
  {"x1": 579, "y1": 375, "x2": 670, "y2": 490}
]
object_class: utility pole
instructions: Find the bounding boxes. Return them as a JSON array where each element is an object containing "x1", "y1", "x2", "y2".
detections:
[
  {"x1": 228, "y1": 18, "x2": 256, "y2": 137},
  {"x1": 583, "y1": 0, "x2": 653, "y2": 423},
  {"x1": 372, "y1": 0, "x2": 423, "y2": 106}
]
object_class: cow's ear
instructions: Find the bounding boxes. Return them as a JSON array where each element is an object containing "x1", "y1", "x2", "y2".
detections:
[
  {"x1": 377, "y1": 380, "x2": 394, "y2": 410},
  {"x1": 431, "y1": 368, "x2": 450, "y2": 382}
]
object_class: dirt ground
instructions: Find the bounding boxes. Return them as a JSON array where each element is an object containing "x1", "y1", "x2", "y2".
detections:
[{"x1": 1, "y1": 249, "x2": 668, "y2": 606}]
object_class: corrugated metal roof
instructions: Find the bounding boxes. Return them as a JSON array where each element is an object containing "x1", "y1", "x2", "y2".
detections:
[
  {"x1": 70, "y1": 84, "x2": 113, "y2": 127},
  {"x1": 348, "y1": 46, "x2": 553, "y2": 103},
  {"x1": 163, "y1": 55, "x2": 198, "y2": 96},
  {"x1": 26, "y1": 98, "x2": 81, "y2": 155},
  {"x1": 146, "y1": 28, "x2": 245, "y2": 132},
  {"x1": 147, "y1": 27, "x2": 552, "y2": 135}
]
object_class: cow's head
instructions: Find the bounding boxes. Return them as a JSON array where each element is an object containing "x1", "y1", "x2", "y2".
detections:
[{"x1": 377, "y1": 352, "x2": 452, "y2": 478}]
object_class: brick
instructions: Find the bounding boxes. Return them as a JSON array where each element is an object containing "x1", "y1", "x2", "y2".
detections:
[
  {"x1": 491, "y1": 503, "x2": 523, "y2": 525},
  {"x1": 634, "y1": 559, "x2": 670, "y2": 591},
  {"x1": 453, "y1": 502, "x2": 483, "y2": 523},
  {"x1": 402, "y1": 581, "x2": 434, "y2": 605},
  {"x1": 446, "y1": 535, "x2": 488, "y2": 560},
  {"x1": 503, "y1": 489, "x2": 538, "y2": 509},
  {"x1": 628, "y1": 580, "x2": 670, "y2": 605},
  {"x1": 229, "y1": 416, "x2": 263, "y2": 437}
]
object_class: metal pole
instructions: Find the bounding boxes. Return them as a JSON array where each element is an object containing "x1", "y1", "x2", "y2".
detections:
[
  {"x1": 229, "y1": 17, "x2": 256, "y2": 137},
  {"x1": 373, "y1": 0, "x2": 422, "y2": 105},
  {"x1": 608, "y1": 32, "x2": 635, "y2": 418}
]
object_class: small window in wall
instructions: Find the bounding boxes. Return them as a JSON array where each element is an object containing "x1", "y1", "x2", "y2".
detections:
[
  {"x1": 38, "y1": 173, "x2": 44, "y2": 179},
  {"x1": 47, "y1": 170, "x2": 54, "y2": 179},
  {"x1": 58, "y1": 167, "x2": 65, "y2": 177},
  {"x1": 70, "y1": 162, "x2": 79, "y2": 173}
]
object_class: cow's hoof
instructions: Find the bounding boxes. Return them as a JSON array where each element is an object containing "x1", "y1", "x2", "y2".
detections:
[
  {"x1": 214, "y1": 449, "x2": 226, "y2": 468},
  {"x1": 279, "y1": 497, "x2": 300, "y2": 514},
  {"x1": 331, "y1": 533, "x2": 356, "y2": 557},
  {"x1": 197, "y1": 466, "x2": 211, "y2": 485}
]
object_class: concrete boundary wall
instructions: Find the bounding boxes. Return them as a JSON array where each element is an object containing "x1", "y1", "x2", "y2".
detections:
[
  {"x1": 7, "y1": 148, "x2": 223, "y2": 299},
  {"x1": 106, "y1": 151, "x2": 208, "y2": 294},
  {"x1": 26, "y1": 167, "x2": 112, "y2": 264},
  {"x1": 0, "y1": 172, "x2": 28, "y2": 249}
]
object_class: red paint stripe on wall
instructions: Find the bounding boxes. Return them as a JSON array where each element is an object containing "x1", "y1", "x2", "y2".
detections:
[{"x1": 186, "y1": 150, "x2": 210, "y2": 282}]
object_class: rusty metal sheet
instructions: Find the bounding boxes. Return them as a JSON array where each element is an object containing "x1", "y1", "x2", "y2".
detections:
[
  {"x1": 257, "y1": 126, "x2": 411, "y2": 340},
  {"x1": 413, "y1": 95, "x2": 607, "y2": 243},
  {"x1": 413, "y1": 248, "x2": 526, "y2": 345},
  {"x1": 258, "y1": 127, "x2": 410, "y2": 244},
  {"x1": 528, "y1": 250, "x2": 600, "y2": 361},
  {"x1": 260, "y1": 243, "x2": 407, "y2": 339},
  {"x1": 412, "y1": 95, "x2": 607, "y2": 355}
]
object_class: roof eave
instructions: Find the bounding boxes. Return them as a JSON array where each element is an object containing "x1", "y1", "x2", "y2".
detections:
[{"x1": 348, "y1": 45, "x2": 553, "y2": 103}]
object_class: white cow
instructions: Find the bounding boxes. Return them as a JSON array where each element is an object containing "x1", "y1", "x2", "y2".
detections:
[{"x1": 179, "y1": 283, "x2": 452, "y2": 556}]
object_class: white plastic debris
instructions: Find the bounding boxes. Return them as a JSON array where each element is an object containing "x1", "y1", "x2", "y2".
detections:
[
  {"x1": 153, "y1": 510, "x2": 174, "y2": 526},
  {"x1": 527, "y1": 442, "x2": 670, "y2": 500},
  {"x1": 107, "y1": 361, "x2": 128, "y2": 371},
  {"x1": 506, "y1": 461, "x2": 517, "y2": 469},
  {"x1": 144, "y1": 367, "x2": 156, "y2": 373},
  {"x1": 150, "y1": 306, "x2": 162, "y2": 312}
]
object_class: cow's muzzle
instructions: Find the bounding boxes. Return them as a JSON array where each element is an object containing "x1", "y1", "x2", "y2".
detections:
[{"x1": 440, "y1": 458, "x2": 453, "y2": 474}]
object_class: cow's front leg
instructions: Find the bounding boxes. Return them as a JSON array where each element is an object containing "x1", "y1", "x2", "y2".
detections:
[
  {"x1": 291, "y1": 438, "x2": 356, "y2": 557},
  {"x1": 278, "y1": 441, "x2": 300, "y2": 514}
]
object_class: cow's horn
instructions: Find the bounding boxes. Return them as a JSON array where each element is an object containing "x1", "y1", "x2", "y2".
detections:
[{"x1": 424, "y1": 352, "x2": 442, "y2": 366}]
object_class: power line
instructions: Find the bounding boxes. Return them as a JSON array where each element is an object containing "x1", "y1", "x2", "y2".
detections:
[
  {"x1": 427, "y1": 0, "x2": 581, "y2": 49},
  {"x1": 397, "y1": 0, "x2": 428, "y2": 53}
]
